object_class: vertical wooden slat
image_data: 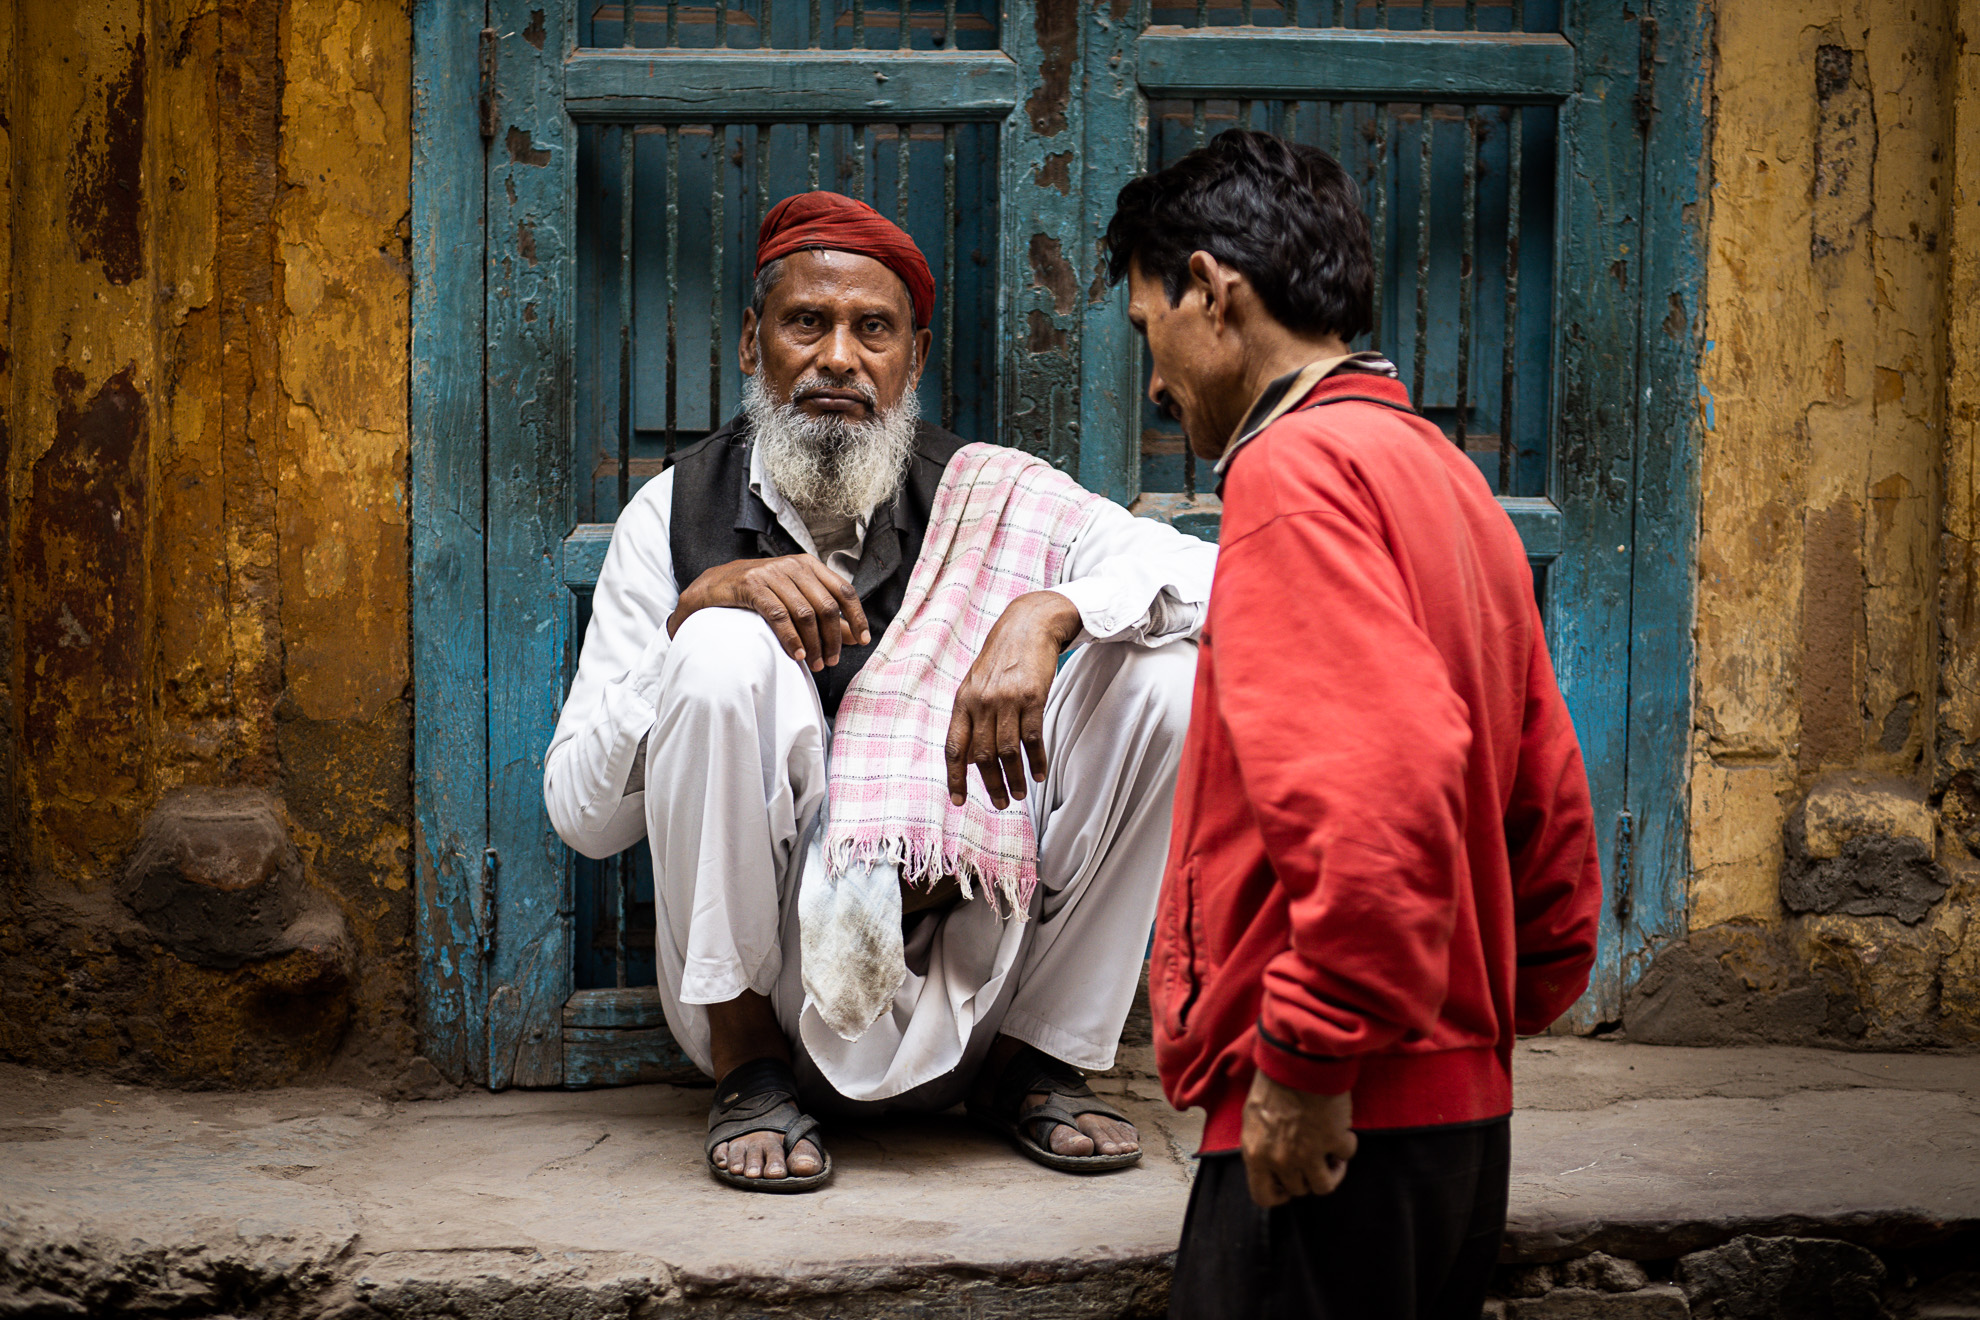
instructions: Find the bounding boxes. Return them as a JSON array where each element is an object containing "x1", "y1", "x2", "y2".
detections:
[
  {"x1": 623, "y1": 0, "x2": 637, "y2": 46},
  {"x1": 808, "y1": 122, "x2": 821, "y2": 189},
  {"x1": 896, "y1": 122, "x2": 911, "y2": 219},
  {"x1": 1077, "y1": 0, "x2": 1150, "y2": 504},
  {"x1": 810, "y1": 0, "x2": 821, "y2": 46},
  {"x1": 854, "y1": 0, "x2": 866, "y2": 47},
  {"x1": 1184, "y1": 100, "x2": 1207, "y2": 500},
  {"x1": 1371, "y1": 103, "x2": 1387, "y2": 346},
  {"x1": 612, "y1": 854, "x2": 628, "y2": 989},
  {"x1": 668, "y1": 0, "x2": 679, "y2": 47},
  {"x1": 761, "y1": 0, "x2": 774, "y2": 47},
  {"x1": 850, "y1": 123, "x2": 866, "y2": 199},
  {"x1": 756, "y1": 121, "x2": 771, "y2": 220},
  {"x1": 1196, "y1": 0, "x2": 1208, "y2": 27},
  {"x1": 1455, "y1": 106, "x2": 1476, "y2": 452},
  {"x1": 618, "y1": 129, "x2": 636, "y2": 512},
  {"x1": 411, "y1": 0, "x2": 490, "y2": 1085},
  {"x1": 1549, "y1": 1, "x2": 1651, "y2": 1029},
  {"x1": 1623, "y1": 0, "x2": 1711, "y2": 1023},
  {"x1": 942, "y1": 122, "x2": 957, "y2": 429},
  {"x1": 716, "y1": 0, "x2": 729, "y2": 48},
  {"x1": 666, "y1": 126, "x2": 680, "y2": 458},
  {"x1": 1498, "y1": 103, "x2": 1522, "y2": 493},
  {"x1": 484, "y1": 0, "x2": 574, "y2": 1090},
  {"x1": 1411, "y1": 103, "x2": 1432, "y2": 407},
  {"x1": 710, "y1": 123, "x2": 726, "y2": 429},
  {"x1": 944, "y1": 0, "x2": 958, "y2": 46}
]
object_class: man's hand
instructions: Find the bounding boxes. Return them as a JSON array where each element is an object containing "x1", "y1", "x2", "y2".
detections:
[
  {"x1": 945, "y1": 591, "x2": 1084, "y2": 810},
  {"x1": 1240, "y1": 1070, "x2": 1357, "y2": 1207},
  {"x1": 670, "y1": 555, "x2": 870, "y2": 672}
]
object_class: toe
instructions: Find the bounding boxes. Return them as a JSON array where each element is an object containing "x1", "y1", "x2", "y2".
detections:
[
  {"x1": 787, "y1": 1139, "x2": 822, "y2": 1177},
  {"x1": 1050, "y1": 1122, "x2": 1097, "y2": 1157},
  {"x1": 714, "y1": 1141, "x2": 729, "y2": 1170}
]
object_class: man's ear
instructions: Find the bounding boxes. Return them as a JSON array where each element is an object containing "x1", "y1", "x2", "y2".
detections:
[
  {"x1": 912, "y1": 327, "x2": 933, "y2": 385},
  {"x1": 738, "y1": 308, "x2": 761, "y2": 376},
  {"x1": 1187, "y1": 250, "x2": 1242, "y2": 333}
]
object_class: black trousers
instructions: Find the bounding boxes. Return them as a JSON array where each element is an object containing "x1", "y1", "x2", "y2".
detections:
[{"x1": 1168, "y1": 1117, "x2": 1510, "y2": 1320}]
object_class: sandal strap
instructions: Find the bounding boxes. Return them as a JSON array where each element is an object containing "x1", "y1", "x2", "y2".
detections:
[
  {"x1": 707, "y1": 1057, "x2": 821, "y2": 1157},
  {"x1": 992, "y1": 1043, "x2": 1129, "y2": 1141}
]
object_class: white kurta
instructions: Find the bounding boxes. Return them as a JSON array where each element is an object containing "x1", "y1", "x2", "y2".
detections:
[{"x1": 544, "y1": 444, "x2": 1217, "y2": 1106}]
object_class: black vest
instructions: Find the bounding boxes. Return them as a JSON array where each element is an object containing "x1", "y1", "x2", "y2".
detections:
[{"x1": 669, "y1": 415, "x2": 969, "y2": 718}]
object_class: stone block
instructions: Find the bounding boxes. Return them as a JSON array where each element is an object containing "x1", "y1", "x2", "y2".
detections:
[
  {"x1": 1509, "y1": 1285, "x2": 1689, "y2": 1318},
  {"x1": 1623, "y1": 922, "x2": 1838, "y2": 1046},
  {"x1": 1559, "y1": 1254, "x2": 1654, "y2": 1293},
  {"x1": 1783, "y1": 773, "x2": 1948, "y2": 924},
  {"x1": 1677, "y1": 1235, "x2": 1885, "y2": 1319},
  {"x1": 119, "y1": 788, "x2": 306, "y2": 969}
]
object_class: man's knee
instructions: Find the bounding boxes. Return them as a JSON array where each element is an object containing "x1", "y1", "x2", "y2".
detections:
[
  {"x1": 1109, "y1": 640, "x2": 1198, "y2": 751},
  {"x1": 661, "y1": 608, "x2": 790, "y2": 719}
]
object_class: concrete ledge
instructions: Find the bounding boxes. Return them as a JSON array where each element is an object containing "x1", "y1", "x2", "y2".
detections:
[{"x1": 2, "y1": 1040, "x2": 1975, "y2": 1317}]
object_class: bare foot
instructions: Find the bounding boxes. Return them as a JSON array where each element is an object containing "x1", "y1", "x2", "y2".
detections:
[
  {"x1": 1022, "y1": 1091, "x2": 1141, "y2": 1158},
  {"x1": 713, "y1": 1130, "x2": 823, "y2": 1181}
]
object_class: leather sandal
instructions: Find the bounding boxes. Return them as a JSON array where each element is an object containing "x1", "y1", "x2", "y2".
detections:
[
  {"x1": 967, "y1": 1042, "x2": 1143, "y2": 1173},
  {"x1": 705, "y1": 1057, "x2": 832, "y2": 1193}
]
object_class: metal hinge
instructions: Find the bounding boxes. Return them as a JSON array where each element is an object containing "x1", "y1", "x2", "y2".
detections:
[
  {"x1": 478, "y1": 27, "x2": 499, "y2": 141},
  {"x1": 1612, "y1": 809, "x2": 1635, "y2": 931},
  {"x1": 479, "y1": 847, "x2": 500, "y2": 960}
]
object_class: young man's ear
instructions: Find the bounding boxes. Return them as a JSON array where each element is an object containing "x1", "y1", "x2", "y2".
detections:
[{"x1": 1188, "y1": 250, "x2": 1242, "y2": 333}]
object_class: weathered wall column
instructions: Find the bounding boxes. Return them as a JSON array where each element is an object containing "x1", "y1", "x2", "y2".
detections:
[{"x1": 0, "y1": 0, "x2": 418, "y2": 1088}]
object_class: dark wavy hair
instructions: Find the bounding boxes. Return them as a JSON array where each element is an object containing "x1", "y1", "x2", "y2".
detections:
[{"x1": 1104, "y1": 129, "x2": 1373, "y2": 341}]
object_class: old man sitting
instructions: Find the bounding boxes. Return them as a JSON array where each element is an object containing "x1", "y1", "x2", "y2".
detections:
[{"x1": 543, "y1": 191, "x2": 1215, "y2": 1191}]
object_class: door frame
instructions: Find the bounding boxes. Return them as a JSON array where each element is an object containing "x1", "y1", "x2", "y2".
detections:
[{"x1": 409, "y1": 0, "x2": 1713, "y2": 1084}]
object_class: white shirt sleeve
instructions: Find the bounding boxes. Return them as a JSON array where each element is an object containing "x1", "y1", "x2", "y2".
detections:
[
  {"x1": 1046, "y1": 498, "x2": 1218, "y2": 647},
  {"x1": 542, "y1": 469, "x2": 680, "y2": 860}
]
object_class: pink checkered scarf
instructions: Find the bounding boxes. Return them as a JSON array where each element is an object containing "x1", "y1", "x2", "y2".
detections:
[{"x1": 823, "y1": 443, "x2": 1105, "y2": 914}]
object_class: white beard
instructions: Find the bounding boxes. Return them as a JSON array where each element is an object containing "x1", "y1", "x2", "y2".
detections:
[{"x1": 744, "y1": 370, "x2": 921, "y2": 522}]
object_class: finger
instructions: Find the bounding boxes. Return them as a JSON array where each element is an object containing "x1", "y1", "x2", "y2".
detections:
[
  {"x1": 768, "y1": 575, "x2": 826, "y2": 672},
  {"x1": 969, "y1": 712, "x2": 1012, "y2": 810},
  {"x1": 946, "y1": 707, "x2": 974, "y2": 806},
  {"x1": 994, "y1": 703, "x2": 1028, "y2": 803},
  {"x1": 1313, "y1": 1153, "x2": 1348, "y2": 1197},
  {"x1": 812, "y1": 562, "x2": 871, "y2": 645},
  {"x1": 1246, "y1": 1159, "x2": 1288, "y2": 1209},
  {"x1": 1019, "y1": 700, "x2": 1050, "y2": 785},
  {"x1": 747, "y1": 584, "x2": 809, "y2": 664},
  {"x1": 787, "y1": 570, "x2": 848, "y2": 667}
]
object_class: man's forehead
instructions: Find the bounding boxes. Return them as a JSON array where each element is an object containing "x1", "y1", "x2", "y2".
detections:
[{"x1": 769, "y1": 249, "x2": 914, "y2": 312}]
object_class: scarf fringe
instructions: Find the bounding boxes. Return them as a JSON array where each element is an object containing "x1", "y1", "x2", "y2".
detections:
[{"x1": 823, "y1": 828, "x2": 1037, "y2": 920}]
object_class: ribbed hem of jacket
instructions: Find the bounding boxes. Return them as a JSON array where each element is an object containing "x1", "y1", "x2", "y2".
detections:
[{"x1": 1196, "y1": 1044, "x2": 1513, "y2": 1153}]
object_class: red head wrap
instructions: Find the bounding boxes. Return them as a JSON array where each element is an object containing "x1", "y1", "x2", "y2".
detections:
[{"x1": 755, "y1": 191, "x2": 936, "y2": 329}]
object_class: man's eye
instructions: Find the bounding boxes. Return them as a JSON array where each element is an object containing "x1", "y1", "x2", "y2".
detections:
[{"x1": 864, "y1": 319, "x2": 886, "y2": 334}]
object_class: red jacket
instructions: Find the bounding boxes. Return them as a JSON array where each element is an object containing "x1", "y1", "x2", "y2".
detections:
[{"x1": 1152, "y1": 371, "x2": 1602, "y2": 1151}]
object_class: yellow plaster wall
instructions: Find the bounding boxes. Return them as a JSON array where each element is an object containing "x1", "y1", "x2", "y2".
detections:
[
  {"x1": 1692, "y1": 0, "x2": 1955, "y2": 927},
  {"x1": 0, "y1": 0, "x2": 416, "y2": 1086}
]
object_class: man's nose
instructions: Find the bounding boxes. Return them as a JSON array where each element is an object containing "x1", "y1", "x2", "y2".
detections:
[
  {"x1": 818, "y1": 323, "x2": 861, "y2": 378},
  {"x1": 1146, "y1": 367, "x2": 1171, "y2": 412}
]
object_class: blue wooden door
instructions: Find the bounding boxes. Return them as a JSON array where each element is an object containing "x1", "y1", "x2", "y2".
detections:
[{"x1": 411, "y1": 0, "x2": 1703, "y2": 1085}]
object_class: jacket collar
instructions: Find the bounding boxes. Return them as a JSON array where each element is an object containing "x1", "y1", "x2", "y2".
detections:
[{"x1": 1214, "y1": 351, "x2": 1399, "y2": 477}]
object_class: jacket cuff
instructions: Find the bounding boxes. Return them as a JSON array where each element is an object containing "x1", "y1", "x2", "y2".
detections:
[{"x1": 1254, "y1": 1020, "x2": 1362, "y2": 1096}]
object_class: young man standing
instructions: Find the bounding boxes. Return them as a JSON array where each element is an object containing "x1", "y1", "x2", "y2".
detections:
[{"x1": 1105, "y1": 131, "x2": 1603, "y2": 1318}]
